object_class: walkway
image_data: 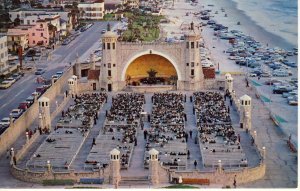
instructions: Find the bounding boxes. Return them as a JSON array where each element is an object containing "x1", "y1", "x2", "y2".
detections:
[
  {"x1": 71, "y1": 94, "x2": 112, "y2": 171},
  {"x1": 120, "y1": 94, "x2": 152, "y2": 177},
  {"x1": 184, "y1": 92, "x2": 203, "y2": 170}
]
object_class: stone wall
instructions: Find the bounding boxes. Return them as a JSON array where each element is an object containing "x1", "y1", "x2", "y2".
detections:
[
  {"x1": 10, "y1": 164, "x2": 110, "y2": 183},
  {"x1": 167, "y1": 164, "x2": 266, "y2": 186},
  {"x1": 0, "y1": 66, "x2": 74, "y2": 157},
  {"x1": 15, "y1": 131, "x2": 40, "y2": 161}
]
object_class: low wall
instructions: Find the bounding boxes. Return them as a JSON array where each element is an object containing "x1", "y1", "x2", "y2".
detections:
[
  {"x1": 168, "y1": 163, "x2": 266, "y2": 186},
  {"x1": 0, "y1": 66, "x2": 74, "y2": 157},
  {"x1": 14, "y1": 132, "x2": 40, "y2": 162},
  {"x1": 127, "y1": 85, "x2": 175, "y2": 93},
  {"x1": 10, "y1": 165, "x2": 110, "y2": 184}
]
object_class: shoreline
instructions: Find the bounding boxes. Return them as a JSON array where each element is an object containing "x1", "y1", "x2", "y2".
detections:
[{"x1": 200, "y1": 0, "x2": 297, "y2": 50}]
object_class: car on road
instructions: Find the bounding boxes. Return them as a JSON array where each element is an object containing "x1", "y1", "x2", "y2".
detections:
[
  {"x1": 273, "y1": 86, "x2": 292, "y2": 94},
  {"x1": 0, "y1": 80, "x2": 13, "y2": 89},
  {"x1": 260, "y1": 72, "x2": 271, "y2": 77},
  {"x1": 10, "y1": 109, "x2": 23, "y2": 119},
  {"x1": 18, "y1": 101, "x2": 31, "y2": 111},
  {"x1": 62, "y1": 40, "x2": 70, "y2": 45},
  {"x1": 32, "y1": 91, "x2": 41, "y2": 98},
  {"x1": 248, "y1": 73, "x2": 257, "y2": 77},
  {"x1": 56, "y1": 71, "x2": 64, "y2": 77},
  {"x1": 35, "y1": 68, "x2": 46, "y2": 75},
  {"x1": 0, "y1": 117, "x2": 11, "y2": 128},
  {"x1": 36, "y1": 86, "x2": 48, "y2": 94},
  {"x1": 11, "y1": 73, "x2": 23, "y2": 81},
  {"x1": 101, "y1": 29, "x2": 106, "y2": 34}
]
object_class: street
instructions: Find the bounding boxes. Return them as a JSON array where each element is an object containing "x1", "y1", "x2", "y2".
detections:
[{"x1": 0, "y1": 21, "x2": 115, "y2": 121}]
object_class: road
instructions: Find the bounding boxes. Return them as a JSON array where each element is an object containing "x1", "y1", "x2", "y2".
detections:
[{"x1": 0, "y1": 21, "x2": 115, "y2": 122}]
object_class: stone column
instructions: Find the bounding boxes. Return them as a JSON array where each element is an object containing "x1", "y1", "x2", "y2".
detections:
[
  {"x1": 39, "y1": 113, "x2": 43, "y2": 129},
  {"x1": 224, "y1": 73, "x2": 231, "y2": 91},
  {"x1": 253, "y1": 131, "x2": 257, "y2": 143},
  {"x1": 26, "y1": 132, "x2": 29, "y2": 143},
  {"x1": 47, "y1": 160, "x2": 51, "y2": 171},
  {"x1": 9, "y1": 114, "x2": 14, "y2": 127},
  {"x1": 10, "y1": 148, "x2": 14, "y2": 165},
  {"x1": 90, "y1": 53, "x2": 95, "y2": 70},
  {"x1": 239, "y1": 95, "x2": 252, "y2": 131},
  {"x1": 68, "y1": 78, "x2": 75, "y2": 97},
  {"x1": 38, "y1": 97, "x2": 51, "y2": 131},
  {"x1": 218, "y1": 160, "x2": 222, "y2": 173},
  {"x1": 109, "y1": 148, "x2": 121, "y2": 187},
  {"x1": 149, "y1": 148, "x2": 159, "y2": 185},
  {"x1": 71, "y1": 75, "x2": 78, "y2": 94},
  {"x1": 227, "y1": 76, "x2": 233, "y2": 93}
]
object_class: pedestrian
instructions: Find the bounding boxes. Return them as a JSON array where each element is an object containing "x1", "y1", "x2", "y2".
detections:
[
  {"x1": 228, "y1": 106, "x2": 230, "y2": 113},
  {"x1": 189, "y1": 130, "x2": 192, "y2": 138},
  {"x1": 185, "y1": 133, "x2": 188, "y2": 142},
  {"x1": 187, "y1": 150, "x2": 190, "y2": 159},
  {"x1": 184, "y1": 113, "x2": 187, "y2": 121},
  {"x1": 92, "y1": 138, "x2": 96, "y2": 146},
  {"x1": 233, "y1": 175, "x2": 237, "y2": 188},
  {"x1": 13, "y1": 156, "x2": 17, "y2": 165},
  {"x1": 190, "y1": 96, "x2": 193, "y2": 102},
  {"x1": 65, "y1": 90, "x2": 68, "y2": 97},
  {"x1": 144, "y1": 130, "x2": 147, "y2": 140},
  {"x1": 194, "y1": 160, "x2": 197, "y2": 169},
  {"x1": 38, "y1": 127, "x2": 42, "y2": 135},
  {"x1": 62, "y1": 110, "x2": 65, "y2": 117},
  {"x1": 251, "y1": 137, "x2": 254, "y2": 146},
  {"x1": 258, "y1": 76, "x2": 260, "y2": 80},
  {"x1": 184, "y1": 95, "x2": 186, "y2": 102},
  {"x1": 148, "y1": 114, "x2": 150, "y2": 122},
  {"x1": 134, "y1": 137, "x2": 137, "y2": 146},
  {"x1": 238, "y1": 134, "x2": 241, "y2": 143},
  {"x1": 246, "y1": 80, "x2": 249, "y2": 87},
  {"x1": 6, "y1": 149, "x2": 10, "y2": 159},
  {"x1": 141, "y1": 122, "x2": 144, "y2": 130},
  {"x1": 224, "y1": 94, "x2": 227, "y2": 101},
  {"x1": 193, "y1": 107, "x2": 195, "y2": 114},
  {"x1": 230, "y1": 99, "x2": 233, "y2": 106},
  {"x1": 105, "y1": 110, "x2": 108, "y2": 117}
]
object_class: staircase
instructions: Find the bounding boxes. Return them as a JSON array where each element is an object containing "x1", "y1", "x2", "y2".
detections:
[{"x1": 119, "y1": 176, "x2": 150, "y2": 186}]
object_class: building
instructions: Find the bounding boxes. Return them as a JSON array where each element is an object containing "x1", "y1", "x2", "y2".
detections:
[
  {"x1": 7, "y1": 20, "x2": 50, "y2": 50},
  {"x1": 0, "y1": 34, "x2": 9, "y2": 75},
  {"x1": 126, "y1": 0, "x2": 139, "y2": 9},
  {"x1": 7, "y1": 28, "x2": 29, "y2": 52},
  {"x1": 78, "y1": 0, "x2": 105, "y2": 20},
  {"x1": 95, "y1": 23, "x2": 206, "y2": 92}
]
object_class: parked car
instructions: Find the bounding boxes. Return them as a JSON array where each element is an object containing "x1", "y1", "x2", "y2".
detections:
[
  {"x1": 0, "y1": 80, "x2": 14, "y2": 89},
  {"x1": 11, "y1": 73, "x2": 22, "y2": 81},
  {"x1": 273, "y1": 70, "x2": 289, "y2": 77},
  {"x1": 56, "y1": 71, "x2": 64, "y2": 77},
  {"x1": 260, "y1": 72, "x2": 271, "y2": 77},
  {"x1": 32, "y1": 91, "x2": 41, "y2": 98},
  {"x1": 282, "y1": 90, "x2": 297, "y2": 98},
  {"x1": 18, "y1": 101, "x2": 30, "y2": 111},
  {"x1": 26, "y1": 96, "x2": 35, "y2": 105},
  {"x1": 273, "y1": 86, "x2": 290, "y2": 94},
  {"x1": 101, "y1": 29, "x2": 106, "y2": 34},
  {"x1": 10, "y1": 109, "x2": 23, "y2": 119},
  {"x1": 35, "y1": 68, "x2": 45, "y2": 75},
  {"x1": 249, "y1": 73, "x2": 257, "y2": 77},
  {"x1": 6, "y1": 77, "x2": 16, "y2": 84},
  {"x1": 0, "y1": 117, "x2": 12, "y2": 128},
  {"x1": 36, "y1": 86, "x2": 47, "y2": 94}
]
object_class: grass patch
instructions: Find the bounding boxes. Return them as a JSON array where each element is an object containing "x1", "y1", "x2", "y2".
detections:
[
  {"x1": 121, "y1": 11, "x2": 164, "y2": 42},
  {"x1": 103, "y1": 13, "x2": 116, "y2": 21},
  {"x1": 164, "y1": 184, "x2": 198, "y2": 189},
  {"x1": 43, "y1": 179, "x2": 75, "y2": 186}
]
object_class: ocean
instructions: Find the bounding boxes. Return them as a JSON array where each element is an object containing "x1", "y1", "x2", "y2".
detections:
[{"x1": 232, "y1": 0, "x2": 298, "y2": 48}]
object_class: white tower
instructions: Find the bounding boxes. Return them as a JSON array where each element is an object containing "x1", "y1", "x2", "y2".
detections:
[
  {"x1": 149, "y1": 148, "x2": 159, "y2": 185},
  {"x1": 181, "y1": 22, "x2": 204, "y2": 91},
  {"x1": 109, "y1": 148, "x2": 121, "y2": 186},
  {"x1": 68, "y1": 78, "x2": 75, "y2": 96},
  {"x1": 224, "y1": 73, "x2": 231, "y2": 92},
  {"x1": 239, "y1": 94, "x2": 252, "y2": 130},
  {"x1": 38, "y1": 97, "x2": 51, "y2": 131},
  {"x1": 100, "y1": 23, "x2": 118, "y2": 92},
  {"x1": 227, "y1": 76, "x2": 234, "y2": 93},
  {"x1": 71, "y1": 75, "x2": 78, "y2": 94}
]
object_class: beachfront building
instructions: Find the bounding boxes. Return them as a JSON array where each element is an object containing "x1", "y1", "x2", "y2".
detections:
[
  {"x1": 7, "y1": 20, "x2": 50, "y2": 49},
  {"x1": 9, "y1": 8, "x2": 76, "y2": 33},
  {"x1": 0, "y1": 35, "x2": 9, "y2": 76},
  {"x1": 7, "y1": 29, "x2": 29, "y2": 53},
  {"x1": 78, "y1": 0, "x2": 105, "y2": 20}
]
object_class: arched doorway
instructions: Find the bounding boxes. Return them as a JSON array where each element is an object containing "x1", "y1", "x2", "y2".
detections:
[{"x1": 125, "y1": 54, "x2": 178, "y2": 86}]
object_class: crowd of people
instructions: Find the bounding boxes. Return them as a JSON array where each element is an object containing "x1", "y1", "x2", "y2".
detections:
[
  {"x1": 57, "y1": 93, "x2": 107, "y2": 129},
  {"x1": 106, "y1": 93, "x2": 145, "y2": 123}
]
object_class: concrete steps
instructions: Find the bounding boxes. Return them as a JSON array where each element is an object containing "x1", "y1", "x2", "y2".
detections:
[{"x1": 120, "y1": 176, "x2": 150, "y2": 186}]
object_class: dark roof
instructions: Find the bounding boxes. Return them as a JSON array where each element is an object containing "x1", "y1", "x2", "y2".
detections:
[
  {"x1": 87, "y1": 69, "x2": 100, "y2": 80},
  {"x1": 104, "y1": 3, "x2": 118, "y2": 10}
]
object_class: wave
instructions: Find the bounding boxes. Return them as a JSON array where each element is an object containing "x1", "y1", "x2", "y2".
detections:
[{"x1": 232, "y1": 0, "x2": 298, "y2": 47}]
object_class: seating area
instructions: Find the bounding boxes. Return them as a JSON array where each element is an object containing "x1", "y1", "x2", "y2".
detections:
[
  {"x1": 26, "y1": 128, "x2": 86, "y2": 170},
  {"x1": 106, "y1": 93, "x2": 145, "y2": 124},
  {"x1": 86, "y1": 93, "x2": 145, "y2": 170},
  {"x1": 56, "y1": 93, "x2": 107, "y2": 129},
  {"x1": 145, "y1": 93, "x2": 187, "y2": 170},
  {"x1": 194, "y1": 92, "x2": 247, "y2": 168}
]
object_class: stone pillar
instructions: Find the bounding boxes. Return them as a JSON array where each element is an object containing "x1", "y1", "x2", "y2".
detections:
[
  {"x1": 239, "y1": 95, "x2": 252, "y2": 131},
  {"x1": 38, "y1": 97, "x2": 51, "y2": 131},
  {"x1": 9, "y1": 114, "x2": 14, "y2": 127},
  {"x1": 47, "y1": 160, "x2": 51, "y2": 171},
  {"x1": 75, "y1": 61, "x2": 81, "y2": 78},
  {"x1": 253, "y1": 131, "x2": 257, "y2": 143},
  {"x1": 262, "y1": 147, "x2": 266, "y2": 162},
  {"x1": 39, "y1": 113, "x2": 43, "y2": 129},
  {"x1": 218, "y1": 160, "x2": 222, "y2": 173},
  {"x1": 10, "y1": 148, "x2": 14, "y2": 165},
  {"x1": 149, "y1": 148, "x2": 159, "y2": 185},
  {"x1": 26, "y1": 132, "x2": 29, "y2": 143},
  {"x1": 109, "y1": 148, "x2": 121, "y2": 187}
]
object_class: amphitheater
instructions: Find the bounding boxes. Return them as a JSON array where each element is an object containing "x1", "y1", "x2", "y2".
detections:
[{"x1": 0, "y1": 26, "x2": 266, "y2": 188}]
